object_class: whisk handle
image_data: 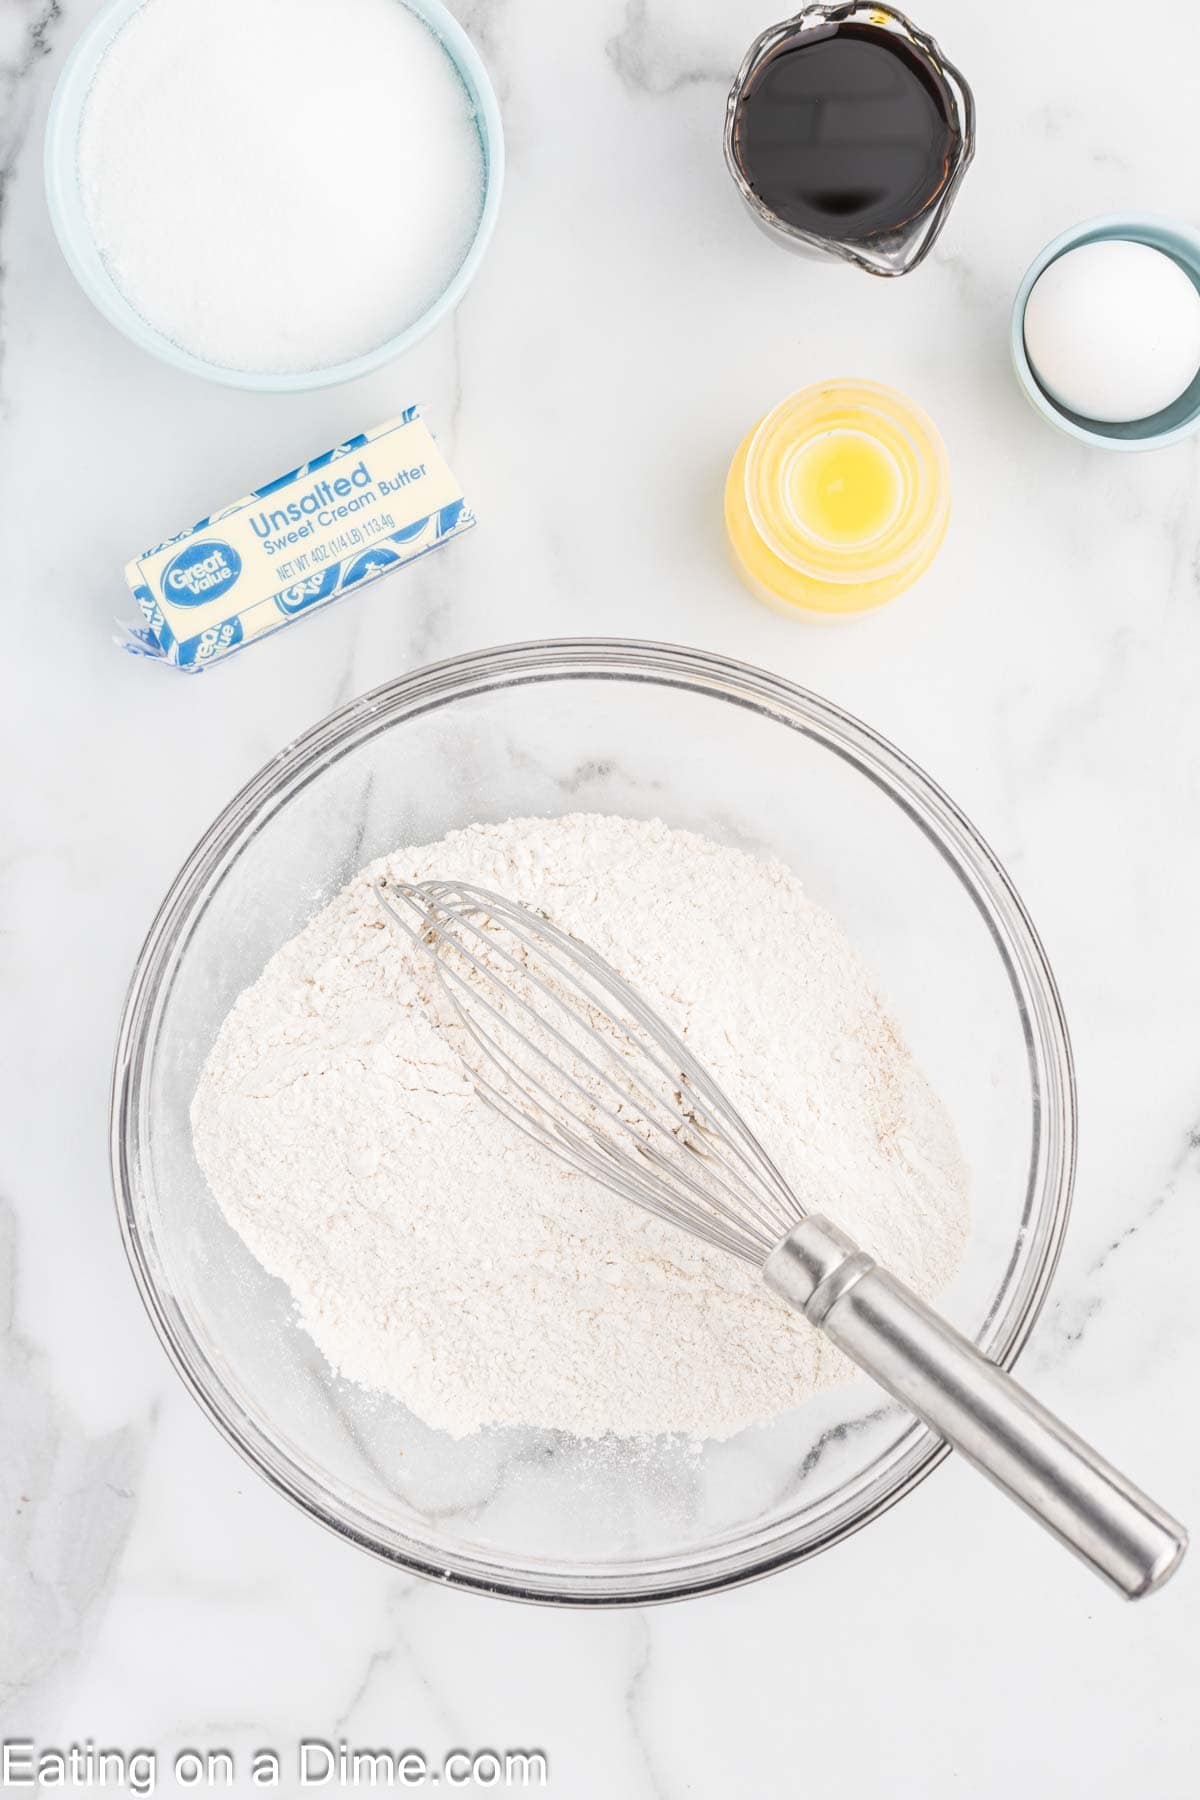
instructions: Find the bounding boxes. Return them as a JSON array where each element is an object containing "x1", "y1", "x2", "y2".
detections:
[{"x1": 765, "y1": 1217, "x2": 1187, "y2": 1599}]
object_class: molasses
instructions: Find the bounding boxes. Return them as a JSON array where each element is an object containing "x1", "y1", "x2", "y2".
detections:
[{"x1": 732, "y1": 21, "x2": 957, "y2": 242}]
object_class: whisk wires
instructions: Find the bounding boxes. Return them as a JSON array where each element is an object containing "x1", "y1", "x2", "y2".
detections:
[{"x1": 376, "y1": 878, "x2": 802, "y2": 1264}]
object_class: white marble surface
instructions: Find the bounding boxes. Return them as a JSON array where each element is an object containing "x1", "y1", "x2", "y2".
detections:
[{"x1": 3, "y1": 0, "x2": 1200, "y2": 1790}]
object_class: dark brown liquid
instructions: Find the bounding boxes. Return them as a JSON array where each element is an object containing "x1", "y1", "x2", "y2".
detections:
[{"x1": 733, "y1": 23, "x2": 956, "y2": 240}]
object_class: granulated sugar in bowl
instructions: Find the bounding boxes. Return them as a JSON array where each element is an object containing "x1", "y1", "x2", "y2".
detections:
[{"x1": 45, "y1": 0, "x2": 504, "y2": 389}]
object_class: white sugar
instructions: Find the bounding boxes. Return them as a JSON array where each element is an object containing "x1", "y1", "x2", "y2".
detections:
[{"x1": 78, "y1": 0, "x2": 486, "y2": 374}]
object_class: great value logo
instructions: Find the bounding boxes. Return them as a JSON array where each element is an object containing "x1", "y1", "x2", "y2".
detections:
[{"x1": 162, "y1": 539, "x2": 243, "y2": 606}]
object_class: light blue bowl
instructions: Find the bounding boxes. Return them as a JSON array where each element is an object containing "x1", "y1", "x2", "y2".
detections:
[
  {"x1": 44, "y1": 0, "x2": 504, "y2": 393},
  {"x1": 1010, "y1": 214, "x2": 1200, "y2": 451}
]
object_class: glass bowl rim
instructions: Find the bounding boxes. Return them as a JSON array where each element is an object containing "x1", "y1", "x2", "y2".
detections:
[{"x1": 110, "y1": 637, "x2": 1077, "y2": 1605}]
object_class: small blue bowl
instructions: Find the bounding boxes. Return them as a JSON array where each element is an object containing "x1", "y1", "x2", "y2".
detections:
[
  {"x1": 45, "y1": 0, "x2": 504, "y2": 393},
  {"x1": 1010, "y1": 214, "x2": 1200, "y2": 451}
]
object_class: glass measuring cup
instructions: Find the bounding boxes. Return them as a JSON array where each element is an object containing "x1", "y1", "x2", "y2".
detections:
[{"x1": 724, "y1": 2, "x2": 975, "y2": 277}]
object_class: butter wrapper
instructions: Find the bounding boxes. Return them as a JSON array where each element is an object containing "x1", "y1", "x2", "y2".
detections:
[{"x1": 121, "y1": 407, "x2": 473, "y2": 670}]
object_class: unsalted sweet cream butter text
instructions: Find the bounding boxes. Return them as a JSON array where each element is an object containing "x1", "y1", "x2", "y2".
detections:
[{"x1": 121, "y1": 408, "x2": 473, "y2": 669}]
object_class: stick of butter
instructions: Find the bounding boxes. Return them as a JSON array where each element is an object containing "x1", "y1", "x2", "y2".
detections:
[{"x1": 120, "y1": 407, "x2": 474, "y2": 670}]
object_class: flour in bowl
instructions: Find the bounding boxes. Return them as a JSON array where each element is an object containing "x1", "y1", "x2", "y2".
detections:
[{"x1": 191, "y1": 815, "x2": 970, "y2": 1440}]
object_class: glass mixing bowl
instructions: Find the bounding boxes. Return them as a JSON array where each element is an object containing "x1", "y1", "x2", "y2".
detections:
[{"x1": 111, "y1": 640, "x2": 1075, "y2": 1603}]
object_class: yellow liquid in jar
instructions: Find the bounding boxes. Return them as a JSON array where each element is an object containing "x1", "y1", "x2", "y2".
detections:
[
  {"x1": 789, "y1": 429, "x2": 903, "y2": 546},
  {"x1": 725, "y1": 381, "x2": 950, "y2": 618}
]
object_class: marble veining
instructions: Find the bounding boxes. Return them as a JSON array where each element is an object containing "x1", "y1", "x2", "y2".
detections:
[
  {"x1": 0, "y1": 2, "x2": 62, "y2": 390},
  {"x1": 0, "y1": 1201, "x2": 147, "y2": 1712},
  {"x1": 2, "y1": 0, "x2": 1199, "y2": 1792},
  {"x1": 606, "y1": 0, "x2": 729, "y2": 97}
]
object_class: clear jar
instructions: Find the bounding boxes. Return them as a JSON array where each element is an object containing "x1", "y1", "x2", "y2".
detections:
[{"x1": 726, "y1": 380, "x2": 951, "y2": 618}]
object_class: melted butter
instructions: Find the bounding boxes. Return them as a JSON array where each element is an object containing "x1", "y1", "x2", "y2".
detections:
[{"x1": 725, "y1": 380, "x2": 950, "y2": 618}]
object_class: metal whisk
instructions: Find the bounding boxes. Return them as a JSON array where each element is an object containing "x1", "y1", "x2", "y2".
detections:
[{"x1": 377, "y1": 877, "x2": 1186, "y2": 1599}]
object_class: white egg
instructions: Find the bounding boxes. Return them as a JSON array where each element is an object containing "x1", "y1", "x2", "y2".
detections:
[{"x1": 1023, "y1": 239, "x2": 1200, "y2": 424}]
